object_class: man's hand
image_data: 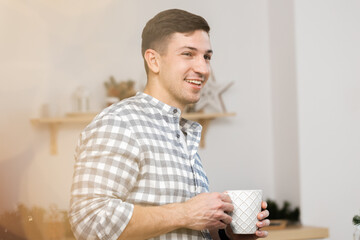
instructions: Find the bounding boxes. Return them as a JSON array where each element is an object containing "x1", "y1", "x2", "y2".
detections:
[
  {"x1": 225, "y1": 201, "x2": 270, "y2": 239},
  {"x1": 181, "y1": 192, "x2": 234, "y2": 230}
]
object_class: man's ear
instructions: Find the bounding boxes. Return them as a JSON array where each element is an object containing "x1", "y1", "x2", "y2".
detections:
[{"x1": 144, "y1": 49, "x2": 161, "y2": 74}]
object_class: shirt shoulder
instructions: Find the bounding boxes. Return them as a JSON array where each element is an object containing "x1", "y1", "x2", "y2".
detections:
[{"x1": 100, "y1": 95, "x2": 147, "y2": 118}]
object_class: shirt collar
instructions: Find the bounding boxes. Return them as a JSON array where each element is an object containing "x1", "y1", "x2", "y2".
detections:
[
  {"x1": 136, "y1": 92, "x2": 202, "y2": 133},
  {"x1": 136, "y1": 92, "x2": 181, "y2": 117},
  {"x1": 136, "y1": 92, "x2": 202, "y2": 155}
]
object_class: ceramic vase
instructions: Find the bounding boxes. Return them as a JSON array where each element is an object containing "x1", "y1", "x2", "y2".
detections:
[{"x1": 354, "y1": 225, "x2": 360, "y2": 240}]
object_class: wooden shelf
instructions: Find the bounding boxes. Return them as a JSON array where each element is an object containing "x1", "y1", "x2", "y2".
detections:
[
  {"x1": 266, "y1": 225, "x2": 329, "y2": 240},
  {"x1": 31, "y1": 112, "x2": 235, "y2": 155}
]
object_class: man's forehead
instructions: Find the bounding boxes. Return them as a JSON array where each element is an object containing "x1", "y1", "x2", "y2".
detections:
[{"x1": 168, "y1": 30, "x2": 212, "y2": 50}]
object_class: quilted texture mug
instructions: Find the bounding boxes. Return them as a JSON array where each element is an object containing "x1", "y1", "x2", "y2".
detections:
[{"x1": 227, "y1": 190, "x2": 263, "y2": 234}]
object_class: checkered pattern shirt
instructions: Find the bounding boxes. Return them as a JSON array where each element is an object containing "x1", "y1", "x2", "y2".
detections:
[{"x1": 69, "y1": 92, "x2": 211, "y2": 240}]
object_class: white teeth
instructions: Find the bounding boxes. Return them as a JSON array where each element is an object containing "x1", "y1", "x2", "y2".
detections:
[{"x1": 185, "y1": 79, "x2": 202, "y2": 85}]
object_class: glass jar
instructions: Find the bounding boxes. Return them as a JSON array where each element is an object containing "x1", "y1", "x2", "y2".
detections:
[{"x1": 75, "y1": 86, "x2": 90, "y2": 112}]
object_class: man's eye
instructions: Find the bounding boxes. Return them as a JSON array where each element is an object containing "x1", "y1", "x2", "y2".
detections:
[
  {"x1": 182, "y1": 52, "x2": 192, "y2": 57},
  {"x1": 204, "y1": 55, "x2": 212, "y2": 60}
]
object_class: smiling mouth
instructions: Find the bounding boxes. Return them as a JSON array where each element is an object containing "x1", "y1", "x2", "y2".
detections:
[{"x1": 184, "y1": 79, "x2": 203, "y2": 86}]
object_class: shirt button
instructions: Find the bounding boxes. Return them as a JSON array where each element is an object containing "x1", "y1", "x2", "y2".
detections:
[
  {"x1": 176, "y1": 133, "x2": 180, "y2": 138},
  {"x1": 173, "y1": 109, "x2": 178, "y2": 114}
]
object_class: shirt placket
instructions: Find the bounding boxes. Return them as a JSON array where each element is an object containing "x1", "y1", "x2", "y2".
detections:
[
  {"x1": 179, "y1": 131, "x2": 209, "y2": 240},
  {"x1": 186, "y1": 128, "x2": 202, "y2": 195},
  {"x1": 172, "y1": 110, "x2": 199, "y2": 196}
]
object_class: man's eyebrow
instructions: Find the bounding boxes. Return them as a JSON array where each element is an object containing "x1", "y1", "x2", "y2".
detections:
[{"x1": 179, "y1": 46, "x2": 213, "y2": 54}]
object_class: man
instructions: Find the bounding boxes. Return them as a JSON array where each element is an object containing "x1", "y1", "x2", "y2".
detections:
[{"x1": 69, "y1": 9, "x2": 270, "y2": 240}]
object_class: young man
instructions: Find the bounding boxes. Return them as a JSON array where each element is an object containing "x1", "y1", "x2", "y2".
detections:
[{"x1": 69, "y1": 9, "x2": 269, "y2": 240}]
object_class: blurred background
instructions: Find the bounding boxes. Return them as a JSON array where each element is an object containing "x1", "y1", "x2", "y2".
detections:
[{"x1": 0, "y1": 0, "x2": 359, "y2": 239}]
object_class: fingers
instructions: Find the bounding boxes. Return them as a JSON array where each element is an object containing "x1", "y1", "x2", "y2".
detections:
[
  {"x1": 221, "y1": 192, "x2": 234, "y2": 214},
  {"x1": 216, "y1": 192, "x2": 234, "y2": 213},
  {"x1": 256, "y1": 201, "x2": 270, "y2": 238},
  {"x1": 257, "y1": 210, "x2": 269, "y2": 220},
  {"x1": 220, "y1": 213, "x2": 232, "y2": 225},
  {"x1": 188, "y1": 192, "x2": 234, "y2": 230},
  {"x1": 223, "y1": 202, "x2": 234, "y2": 214},
  {"x1": 256, "y1": 219, "x2": 270, "y2": 228},
  {"x1": 255, "y1": 230, "x2": 268, "y2": 238},
  {"x1": 212, "y1": 193, "x2": 233, "y2": 227},
  {"x1": 261, "y1": 201, "x2": 268, "y2": 209},
  {"x1": 209, "y1": 219, "x2": 228, "y2": 230},
  {"x1": 220, "y1": 192, "x2": 232, "y2": 203}
]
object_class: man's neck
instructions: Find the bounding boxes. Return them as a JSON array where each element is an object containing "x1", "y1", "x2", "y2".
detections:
[{"x1": 143, "y1": 84, "x2": 186, "y2": 113}]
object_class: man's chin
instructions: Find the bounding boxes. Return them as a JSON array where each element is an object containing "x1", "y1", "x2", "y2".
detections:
[{"x1": 187, "y1": 98, "x2": 200, "y2": 106}]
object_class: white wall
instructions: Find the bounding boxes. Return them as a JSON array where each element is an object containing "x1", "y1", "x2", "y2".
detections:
[
  {"x1": 294, "y1": 0, "x2": 360, "y2": 239},
  {"x1": 197, "y1": 1, "x2": 275, "y2": 196},
  {"x1": 0, "y1": 0, "x2": 276, "y2": 212},
  {"x1": 268, "y1": 0, "x2": 300, "y2": 207}
]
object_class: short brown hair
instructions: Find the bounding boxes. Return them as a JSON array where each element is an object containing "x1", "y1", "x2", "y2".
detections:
[{"x1": 141, "y1": 9, "x2": 210, "y2": 72}]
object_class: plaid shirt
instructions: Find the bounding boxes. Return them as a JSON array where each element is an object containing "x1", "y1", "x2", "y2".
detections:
[{"x1": 69, "y1": 92, "x2": 211, "y2": 240}]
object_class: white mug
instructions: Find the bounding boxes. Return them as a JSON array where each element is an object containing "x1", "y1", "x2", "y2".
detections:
[{"x1": 227, "y1": 190, "x2": 263, "y2": 234}]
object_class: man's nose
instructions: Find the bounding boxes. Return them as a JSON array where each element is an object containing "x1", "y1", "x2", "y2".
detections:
[{"x1": 193, "y1": 57, "x2": 210, "y2": 76}]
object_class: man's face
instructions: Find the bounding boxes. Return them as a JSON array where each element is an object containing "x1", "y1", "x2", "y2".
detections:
[{"x1": 157, "y1": 30, "x2": 212, "y2": 110}]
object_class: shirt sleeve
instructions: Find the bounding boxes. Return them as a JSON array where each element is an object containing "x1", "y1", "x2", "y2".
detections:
[{"x1": 69, "y1": 113, "x2": 141, "y2": 240}]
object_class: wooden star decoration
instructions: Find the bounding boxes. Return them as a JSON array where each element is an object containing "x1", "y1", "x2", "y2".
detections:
[{"x1": 195, "y1": 71, "x2": 234, "y2": 113}]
